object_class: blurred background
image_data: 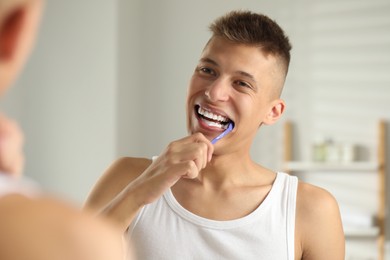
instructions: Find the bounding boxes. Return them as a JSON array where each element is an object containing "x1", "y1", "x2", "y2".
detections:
[{"x1": 1, "y1": 0, "x2": 389, "y2": 259}]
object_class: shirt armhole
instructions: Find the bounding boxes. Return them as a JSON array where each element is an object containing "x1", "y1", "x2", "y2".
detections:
[{"x1": 287, "y1": 175, "x2": 298, "y2": 260}]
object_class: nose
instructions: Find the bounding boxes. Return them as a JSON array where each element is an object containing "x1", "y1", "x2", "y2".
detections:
[{"x1": 205, "y1": 78, "x2": 230, "y2": 102}]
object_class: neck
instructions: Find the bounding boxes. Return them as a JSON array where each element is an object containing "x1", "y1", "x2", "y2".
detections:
[{"x1": 196, "y1": 151, "x2": 267, "y2": 190}]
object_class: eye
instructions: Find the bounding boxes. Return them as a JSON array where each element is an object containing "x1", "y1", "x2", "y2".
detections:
[
  {"x1": 234, "y1": 80, "x2": 252, "y2": 89},
  {"x1": 198, "y1": 67, "x2": 216, "y2": 76}
]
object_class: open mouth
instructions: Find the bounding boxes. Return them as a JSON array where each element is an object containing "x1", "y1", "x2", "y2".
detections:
[{"x1": 195, "y1": 105, "x2": 233, "y2": 130}]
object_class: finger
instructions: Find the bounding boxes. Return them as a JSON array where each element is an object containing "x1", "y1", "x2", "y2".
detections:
[
  {"x1": 174, "y1": 142, "x2": 206, "y2": 171},
  {"x1": 159, "y1": 159, "x2": 199, "y2": 180},
  {"x1": 163, "y1": 133, "x2": 213, "y2": 170},
  {"x1": 189, "y1": 142, "x2": 208, "y2": 170},
  {"x1": 147, "y1": 159, "x2": 199, "y2": 189},
  {"x1": 179, "y1": 160, "x2": 199, "y2": 179},
  {"x1": 175, "y1": 132, "x2": 210, "y2": 147},
  {"x1": 187, "y1": 133, "x2": 214, "y2": 163}
]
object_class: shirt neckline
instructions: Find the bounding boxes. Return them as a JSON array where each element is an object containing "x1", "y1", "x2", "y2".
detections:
[{"x1": 163, "y1": 172, "x2": 283, "y2": 230}]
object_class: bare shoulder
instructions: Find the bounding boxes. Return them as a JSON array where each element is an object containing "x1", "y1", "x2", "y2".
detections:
[
  {"x1": 295, "y1": 181, "x2": 345, "y2": 260},
  {"x1": 84, "y1": 157, "x2": 152, "y2": 211},
  {"x1": 297, "y1": 181, "x2": 340, "y2": 215},
  {"x1": 0, "y1": 194, "x2": 126, "y2": 260}
]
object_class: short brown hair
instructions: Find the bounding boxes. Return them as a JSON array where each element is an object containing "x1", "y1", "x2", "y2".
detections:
[{"x1": 209, "y1": 10, "x2": 292, "y2": 76}]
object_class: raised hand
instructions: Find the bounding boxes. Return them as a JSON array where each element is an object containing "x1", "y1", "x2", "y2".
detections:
[
  {"x1": 93, "y1": 132, "x2": 214, "y2": 231},
  {"x1": 131, "y1": 132, "x2": 213, "y2": 206}
]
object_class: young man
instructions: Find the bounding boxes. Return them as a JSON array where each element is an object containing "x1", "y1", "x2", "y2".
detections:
[
  {"x1": 0, "y1": 0, "x2": 130, "y2": 259},
  {"x1": 86, "y1": 11, "x2": 345, "y2": 259}
]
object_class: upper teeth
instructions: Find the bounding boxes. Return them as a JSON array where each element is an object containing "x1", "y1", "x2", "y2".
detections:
[{"x1": 198, "y1": 106, "x2": 229, "y2": 123}]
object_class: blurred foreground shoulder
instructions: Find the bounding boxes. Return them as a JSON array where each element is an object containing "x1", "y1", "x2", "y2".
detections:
[
  {"x1": 296, "y1": 181, "x2": 345, "y2": 260},
  {"x1": 85, "y1": 157, "x2": 152, "y2": 211},
  {"x1": 0, "y1": 194, "x2": 128, "y2": 260}
]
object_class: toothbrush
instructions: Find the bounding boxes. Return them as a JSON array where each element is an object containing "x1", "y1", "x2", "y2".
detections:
[{"x1": 211, "y1": 123, "x2": 234, "y2": 144}]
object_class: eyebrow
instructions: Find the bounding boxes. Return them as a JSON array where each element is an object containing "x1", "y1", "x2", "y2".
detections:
[
  {"x1": 200, "y1": 57, "x2": 218, "y2": 66},
  {"x1": 237, "y1": 71, "x2": 257, "y2": 83},
  {"x1": 199, "y1": 57, "x2": 257, "y2": 84}
]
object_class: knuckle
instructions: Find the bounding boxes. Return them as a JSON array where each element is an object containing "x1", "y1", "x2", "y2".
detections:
[
  {"x1": 196, "y1": 142, "x2": 207, "y2": 155},
  {"x1": 185, "y1": 160, "x2": 195, "y2": 168},
  {"x1": 165, "y1": 142, "x2": 178, "y2": 155},
  {"x1": 199, "y1": 142, "x2": 208, "y2": 151},
  {"x1": 194, "y1": 146, "x2": 204, "y2": 158},
  {"x1": 184, "y1": 160, "x2": 197, "y2": 173},
  {"x1": 166, "y1": 142, "x2": 175, "y2": 151},
  {"x1": 193, "y1": 132, "x2": 204, "y2": 140}
]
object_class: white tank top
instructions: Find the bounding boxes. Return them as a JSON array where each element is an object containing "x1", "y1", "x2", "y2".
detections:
[
  {"x1": 0, "y1": 174, "x2": 40, "y2": 198},
  {"x1": 128, "y1": 171, "x2": 298, "y2": 260}
]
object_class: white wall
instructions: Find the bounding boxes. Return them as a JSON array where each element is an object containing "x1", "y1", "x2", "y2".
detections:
[{"x1": 1, "y1": 0, "x2": 118, "y2": 203}]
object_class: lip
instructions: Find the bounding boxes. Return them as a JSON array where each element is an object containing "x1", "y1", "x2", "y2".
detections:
[{"x1": 194, "y1": 104, "x2": 233, "y2": 133}]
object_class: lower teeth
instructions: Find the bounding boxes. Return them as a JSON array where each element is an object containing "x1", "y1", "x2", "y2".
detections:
[{"x1": 205, "y1": 120, "x2": 227, "y2": 129}]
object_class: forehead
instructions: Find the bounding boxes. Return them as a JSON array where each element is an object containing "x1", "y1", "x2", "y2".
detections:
[{"x1": 200, "y1": 37, "x2": 279, "y2": 76}]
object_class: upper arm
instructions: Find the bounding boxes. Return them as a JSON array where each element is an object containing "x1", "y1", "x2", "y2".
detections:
[
  {"x1": 295, "y1": 182, "x2": 345, "y2": 260},
  {"x1": 84, "y1": 157, "x2": 151, "y2": 212}
]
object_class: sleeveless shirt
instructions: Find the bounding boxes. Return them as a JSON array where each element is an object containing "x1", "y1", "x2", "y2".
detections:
[{"x1": 128, "y1": 171, "x2": 298, "y2": 260}]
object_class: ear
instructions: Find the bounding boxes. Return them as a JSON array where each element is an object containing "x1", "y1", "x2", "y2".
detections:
[
  {"x1": 0, "y1": 7, "x2": 26, "y2": 61},
  {"x1": 263, "y1": 99, "x2": 285, "y2": 125}
]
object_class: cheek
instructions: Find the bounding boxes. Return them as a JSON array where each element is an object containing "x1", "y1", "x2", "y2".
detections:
[
  {"x1": 186, "y1": 76, "x2": 196, "y2": 98},
  {"x1": 186, "y1": 77, "x2": 197, "y2": 98},
  {"x1": 188, "y1": 78, "x2": 204, "y2": 94},
  {"x1": 185, "y1": 78, "x2": 198, "y2": 124},
  {"x1": 186, "y1": 77, "x2": 207, "y2": 103},
  {"x1": 241, "y1": 98, "x2": 267, "y2": 123}
]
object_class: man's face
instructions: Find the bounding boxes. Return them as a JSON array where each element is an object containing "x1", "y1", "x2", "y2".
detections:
[{"x1": 186, "y1": 36, "x2": 284, "y2": 152}]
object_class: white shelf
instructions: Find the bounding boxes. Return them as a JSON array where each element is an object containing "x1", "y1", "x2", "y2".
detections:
[
  {"x1": 344, "y1": 226, "x2": 380, "y2": 238},
  {"x1": 283, "y1": 121, "x2": 387, "y2": 259},
  {"x1": 285, "y1": 161, "x2": 379, "y2": 172}
]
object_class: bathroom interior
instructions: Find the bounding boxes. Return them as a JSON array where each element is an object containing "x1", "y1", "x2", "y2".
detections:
[{"x1": 2, "y1": 0, "x2": 389, "y2": 259}]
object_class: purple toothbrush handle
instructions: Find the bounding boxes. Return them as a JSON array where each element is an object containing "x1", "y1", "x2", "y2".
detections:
[{"x1": 211, "y1": 123, "x2": 233, "y2": 144}]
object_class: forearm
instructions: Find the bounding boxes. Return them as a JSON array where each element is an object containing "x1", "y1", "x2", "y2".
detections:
[
  {"x1": 98, "y1": 184, "x2": 144, "y2": 232},
  {"x1": 88, "y1": 137, "x2": 212, "y2": 232}
]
